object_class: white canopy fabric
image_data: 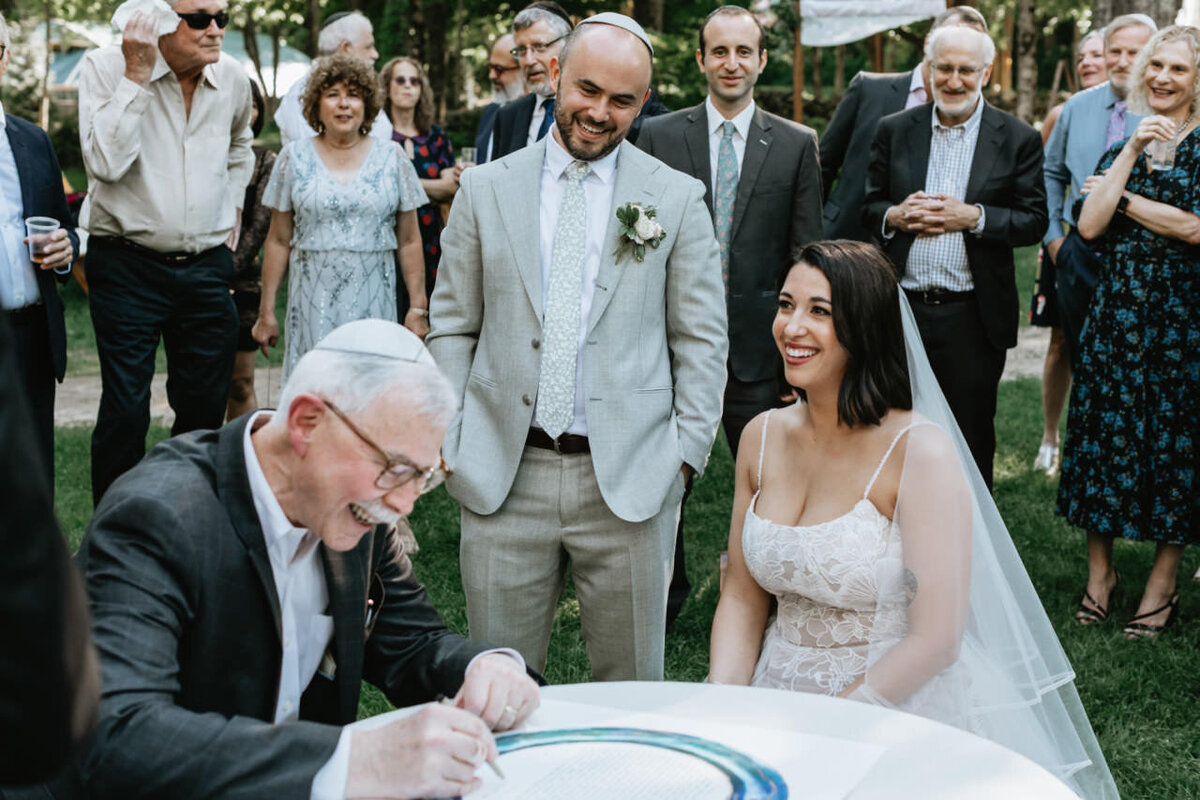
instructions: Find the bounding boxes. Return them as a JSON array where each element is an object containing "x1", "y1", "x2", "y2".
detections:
[{"x1": 800, "y1": 0, "x2": 946, "y2": 47}]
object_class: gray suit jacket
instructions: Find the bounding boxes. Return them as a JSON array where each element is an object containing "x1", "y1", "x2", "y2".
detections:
[
  {"x1": 636, "y1": 103, "x2": 822, "y2": 382},
  {"x1": 427, "y1": 140, "x2": 728, "y2": 523}
]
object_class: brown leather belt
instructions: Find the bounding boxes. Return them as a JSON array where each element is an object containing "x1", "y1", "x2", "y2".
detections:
[
  {"x1": 3, "y1": 302, "x2": 45, "y2": 326},
  {"x1": 91, "y1": 235, "x2": 220, "y2": 266},
  {"x1": 904, "y1": 288, "x2": 974, "y2": 305},
  {"x1": 526, "y1": 427, "x2": 590, "y2": 454}
]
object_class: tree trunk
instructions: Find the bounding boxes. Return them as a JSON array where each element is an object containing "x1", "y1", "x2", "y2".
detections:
[
  {"x1": 39, "y1": 0, "x2": 51, "y2": 128},
  {"x1": 811, "y1": 46, "x2": 823, "y2": 101},
  {"x1": 633, "y1": 0, "x2": 664, "y2": 32},
  {"x1": 792, "y1": 4, "x2": 803, "y2": 123},
  {"x1": 1094, "y1": 0, "x2": 1182, "y2": 28},
  {"x1": 834, "y1": 45, "x2": 844, "y2": 95},
  {"x1": 242, "y1": 16, "x2": 271, "y2": 111},
  {"x1": 307, "y1": 0, "x2": 320, "y2": 59},
  {"x1": 1015, "y1": 0, "x2": 1036, "y2": 123},
  {"x1": 423, "y1": 0, "x2": 449, "y2": 123}
]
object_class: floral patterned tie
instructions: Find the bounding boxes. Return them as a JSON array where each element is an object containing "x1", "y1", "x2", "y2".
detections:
[
  {"x1": 714, "y1": 121, "x2": 738, "y2": 291},
  {"x1": 536, "y1": 160, "x2": 590, "y2": 438}
]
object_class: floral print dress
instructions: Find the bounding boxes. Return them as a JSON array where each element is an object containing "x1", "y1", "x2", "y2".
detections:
[
  {"x1": 392, "y1": 124, "x2": 455, "y2": 302},
  {"x1": 1056, "y1": 134, "x2": 1200, "y2": 544}
]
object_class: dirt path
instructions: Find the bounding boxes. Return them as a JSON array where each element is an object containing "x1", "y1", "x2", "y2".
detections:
[{"x1": 53, "y1": 327, "x2": 1052, "y2": 427}]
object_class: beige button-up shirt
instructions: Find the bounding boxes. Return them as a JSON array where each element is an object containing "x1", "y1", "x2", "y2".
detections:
[{"x1": 78, "y1": 46, "x2": 253, "y2": 253}]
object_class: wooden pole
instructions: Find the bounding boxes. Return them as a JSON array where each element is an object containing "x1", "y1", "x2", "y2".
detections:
[{"x1": 793, "y1": 1, "x2": 804, "y2": 122}]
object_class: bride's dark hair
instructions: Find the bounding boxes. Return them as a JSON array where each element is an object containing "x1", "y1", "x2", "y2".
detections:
[{"x1": 783, "y1": 240, "x2": 911, "y2": 426}]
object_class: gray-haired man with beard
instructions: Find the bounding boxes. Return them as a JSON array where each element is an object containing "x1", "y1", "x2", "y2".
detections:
[{"x1": 429, "y1": 14, "x2": 727, "y2": 681}]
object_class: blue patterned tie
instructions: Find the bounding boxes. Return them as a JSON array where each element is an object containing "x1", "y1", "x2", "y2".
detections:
[
  {"x1": 714, "y1": 121, "x2": 738, "y2": 290},
  {"x1": 536, "y1": 160, "x2": 590, "y2": 438},
  {"x1": 537, "y1": 98, "x2": 555, "y2": 141},
  {"x1": 1106, "y1": 101, "x2": 1126, "y2": 148}
]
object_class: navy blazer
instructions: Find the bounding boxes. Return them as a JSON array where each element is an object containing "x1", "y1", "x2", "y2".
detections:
[
  {"x1": 820, "y1": 70, "x2": 912, "y2": 241},
  {"x1": 5, "y1": 113, "x2": 78, "y2": 382},
  {"x1": 863, "y1": 102, "x2": 1048, "y2": 350},
  {"x1": 474, "y1": 101, "x2": 501, "y2": 164}
]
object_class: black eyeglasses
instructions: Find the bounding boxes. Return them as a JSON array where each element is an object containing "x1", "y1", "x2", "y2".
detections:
[
  {"x1": 177, "y1": 10, "x2": 230, "y2": 30},
  {"x1": 324, "y1": 399, "x2": 450, "y2": 494},
  {"x1": 510, "y1": 35, "x2": 566, "y2": 59},
  {"x1": 0, "y1": 46, "x2": 7, "y2": 60},
  {"x1": 487, "y1": 62, "x2": 518, "y2": 75}
]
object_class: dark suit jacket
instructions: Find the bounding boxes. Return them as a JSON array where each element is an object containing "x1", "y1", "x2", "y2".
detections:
[
  {"x1": 474, "y1": 101, "x2": 501, "y2": 164},
  {"x1": 489, "y1": 92, "x2": 539, "y2": 161},
  {"x1": 820, "y1": 71, "x2": 912, "y2": 242},
  {"x1": 637, "y1": 103, "x2": 823, "y2": 382},
  {"x1": 5, "y1": 114, "x2": 78, "y2": 382},
  {"x1": 863, "y1": 102, "x2": 1048, "y2": 350},
  {"x1": 72, "y1": 416, "x2": 492, "y2": 799},
  {"x1": 0, "y1": 318, "x2": 97, "y2": 787}
]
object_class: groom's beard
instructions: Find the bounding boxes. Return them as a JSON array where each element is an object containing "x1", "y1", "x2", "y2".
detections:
[{"x1": 492, "y1": 79, "x2": 525, "y2": 105}]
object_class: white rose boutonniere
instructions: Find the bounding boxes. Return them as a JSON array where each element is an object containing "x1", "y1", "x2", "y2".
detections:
[{"x1": 614, "y1": 202, "x2": 667, "y2": 263}]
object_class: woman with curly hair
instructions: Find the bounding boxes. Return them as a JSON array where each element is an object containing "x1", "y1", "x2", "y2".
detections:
[
  {"x1": 253, "y1": 55, "x2": 429, "y2": 378},
  {"x1": 381, "y1": 56, "x2": 460, "y2": 308}
]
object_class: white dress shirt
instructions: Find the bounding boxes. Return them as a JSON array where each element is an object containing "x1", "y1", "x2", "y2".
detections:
[
  {"x1": 534, "y1": 130, "x2": 620, "y2": 436},
  {"x1": 0, "y1": 104, "x2": 39, "y2": 311},
  {"x1": 275, "y1": 67, "x2": 393, "y2": 149},
  {"x1": 704, "y1": 96, "x2": 755, "y2": 189},
  {"x1": 77, "y1": 47, "x2": 254, "y2": 253}
]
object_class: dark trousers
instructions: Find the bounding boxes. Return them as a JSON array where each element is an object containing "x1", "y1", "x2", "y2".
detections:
[
  {"x1": 666, "y1": 370, "x2": 778, "y2": 626},
  {"x1": 908, "y1": 296, "x2": 1007, "y2": 489},
  {"x1": 1053, "y1": 228, "x2": 1102, "y2": 370},
  {"x1": 87, "y1": 238, "x2": 238, "y2": 506},
  {"x1": 6, "y1": 305, "x2": 55, "y2": 496}
]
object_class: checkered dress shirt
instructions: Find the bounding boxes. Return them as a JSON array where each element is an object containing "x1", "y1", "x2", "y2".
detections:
[{"x1": 902, "y1": 99, "x2": 986, "y2": 292}]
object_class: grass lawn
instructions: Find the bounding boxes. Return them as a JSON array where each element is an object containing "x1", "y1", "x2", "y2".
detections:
[{"x1": 50, "y1": 246, "x2": 1199, "y2": 796}]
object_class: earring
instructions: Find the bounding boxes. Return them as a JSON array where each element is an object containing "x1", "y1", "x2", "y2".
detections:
[
  {"x1": 359, "y1": 124, "x2": 369, "y2": 136},
  {"x1": 316, "y1": 120, "x2": 326, "y2": 135}
]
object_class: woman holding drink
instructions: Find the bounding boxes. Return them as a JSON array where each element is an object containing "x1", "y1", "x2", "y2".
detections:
[{"x1": 1058, "y1": 25, "x2": 1200, "y2": 639}]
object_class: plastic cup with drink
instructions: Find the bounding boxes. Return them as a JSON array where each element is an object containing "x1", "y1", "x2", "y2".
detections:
[{"x1": 24, "y1": 217, "x2": 61, "y2": 265}]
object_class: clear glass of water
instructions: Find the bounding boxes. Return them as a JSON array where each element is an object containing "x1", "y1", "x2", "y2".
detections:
[{"x1": 1148, "y1": 138, "x2": 1177, "y2": 171}]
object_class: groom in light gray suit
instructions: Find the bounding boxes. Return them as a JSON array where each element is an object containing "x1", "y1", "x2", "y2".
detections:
[{"x1": 428, "y1": 13, "x2": 727, "y2": 681}]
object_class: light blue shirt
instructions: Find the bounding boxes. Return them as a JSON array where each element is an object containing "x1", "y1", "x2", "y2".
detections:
[
  {"x1": 1042, "y1": 82, "x2": 1142, "y2": 246},
  {"x1": 0, "y1": 103, "x2": 40, "y2": 311}
]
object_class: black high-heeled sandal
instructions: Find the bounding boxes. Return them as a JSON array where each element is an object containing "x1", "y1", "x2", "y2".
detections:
[
  {"x1": 1075, "y1": 571, "x2": 1119, "y2": 626},
  {"x1": 1123, "y1": 591, "x2": 1180, "y2": 640}
]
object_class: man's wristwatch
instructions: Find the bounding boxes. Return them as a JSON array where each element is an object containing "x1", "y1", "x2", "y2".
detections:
[{"x1": 1116, "y1": 193, "x2": 1131, "y2": 215}]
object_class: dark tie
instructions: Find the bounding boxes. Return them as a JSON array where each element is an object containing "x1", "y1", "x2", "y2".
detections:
[{"x1": 537, "y1": 98, "x2": 555, "y2": 141}]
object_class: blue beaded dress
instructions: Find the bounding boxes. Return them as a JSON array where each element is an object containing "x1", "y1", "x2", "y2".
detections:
[{"x1": 264, "y1": 137, "x2": 428, "y2": 378}]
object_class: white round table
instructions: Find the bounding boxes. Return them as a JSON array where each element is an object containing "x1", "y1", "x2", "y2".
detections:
[{"x1": 352, "y1": 681, "x2": 1077, "y2": 799}]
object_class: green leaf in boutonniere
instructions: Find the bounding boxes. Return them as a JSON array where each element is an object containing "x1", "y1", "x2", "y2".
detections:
[{"x1": 612, "y1": 202, "x2": 667, "y2": 263}]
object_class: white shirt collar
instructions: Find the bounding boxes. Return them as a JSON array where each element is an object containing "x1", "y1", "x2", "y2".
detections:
[
  {"x1": 0, "y1": 99, "x2": 7, "y2": 130},
  {"x1": 242, "y1": 411, "x2": 309, "y2": 549},
  {"x1": 151, "y1": 53, "x2": 221, "y2": 89},
  {"x1": 544, "y1": 129, "x2": 620, "y2": 185},
  {"x1": 705, "y1": 95, "x2": 755, "y2": 140}
]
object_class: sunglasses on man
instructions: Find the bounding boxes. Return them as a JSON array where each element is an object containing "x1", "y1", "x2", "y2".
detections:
[{"x1": 177, "y1": 10, "x2": 230, "y2": 30}]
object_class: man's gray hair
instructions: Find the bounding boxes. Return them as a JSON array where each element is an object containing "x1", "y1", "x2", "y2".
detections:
[
  {"x1": 1105, "y1": 13, "x2": 1157, "y2": 48},
  {"x1": 926, "y1": 25, "x2": 996, "y2": 70},
  {"x1": 317, "y1": 11, "x2": 372, "y2": 57},
  {"x1": 513, "y1": 7, "x2": 572, "y2": 40}
]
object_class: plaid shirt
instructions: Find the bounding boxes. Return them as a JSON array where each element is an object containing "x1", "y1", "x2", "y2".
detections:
[{"x1": 902, "y1": 98, "x2": 986, "y2": 292}]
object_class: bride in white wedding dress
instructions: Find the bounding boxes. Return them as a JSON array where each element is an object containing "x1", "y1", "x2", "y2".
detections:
[{"x1": 708, "y1": 241, "x2": 1119, "y2": 799}]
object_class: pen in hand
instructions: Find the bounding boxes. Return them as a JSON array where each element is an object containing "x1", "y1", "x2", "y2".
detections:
[{"x1": 437, "y1": 695, "x2": 506, "y2": 780}]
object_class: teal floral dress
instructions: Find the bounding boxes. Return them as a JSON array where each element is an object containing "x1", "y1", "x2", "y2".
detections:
[{"x1": 1056, "y1": 134, "x2": 1200, "y2": 545}]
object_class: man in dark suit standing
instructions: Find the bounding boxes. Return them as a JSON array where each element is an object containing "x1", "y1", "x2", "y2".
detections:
[
  {"x1": 637, "y1": 5, "x2": 821, "y2": 622},
  {"x1": 821, "y1": 5, "x2": 987, "y2": 241},
  {"x1": 473, "y1": 33, "x2": 524, "y2": 164},
  {"x1": 0, "y1": 14, "x2": 78, "y2": 493},
  {"x1": 490, "y1": 3, "x2": 572, "y2": 161},
  {"x1": 864, "y1": 25, "x2": 1047, "y2": 488},
  {"x1": 62, "y1": 320, "x2": 539, "y2": 800}
]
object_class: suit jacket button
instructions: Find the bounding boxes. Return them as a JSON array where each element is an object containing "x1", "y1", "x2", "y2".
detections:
[
  {"x1": 522, "y1": 394, "x2": 532, "y2": 405},
  {"x1": 531, "y1": 337, "x2": 541, "y2": 349}
]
